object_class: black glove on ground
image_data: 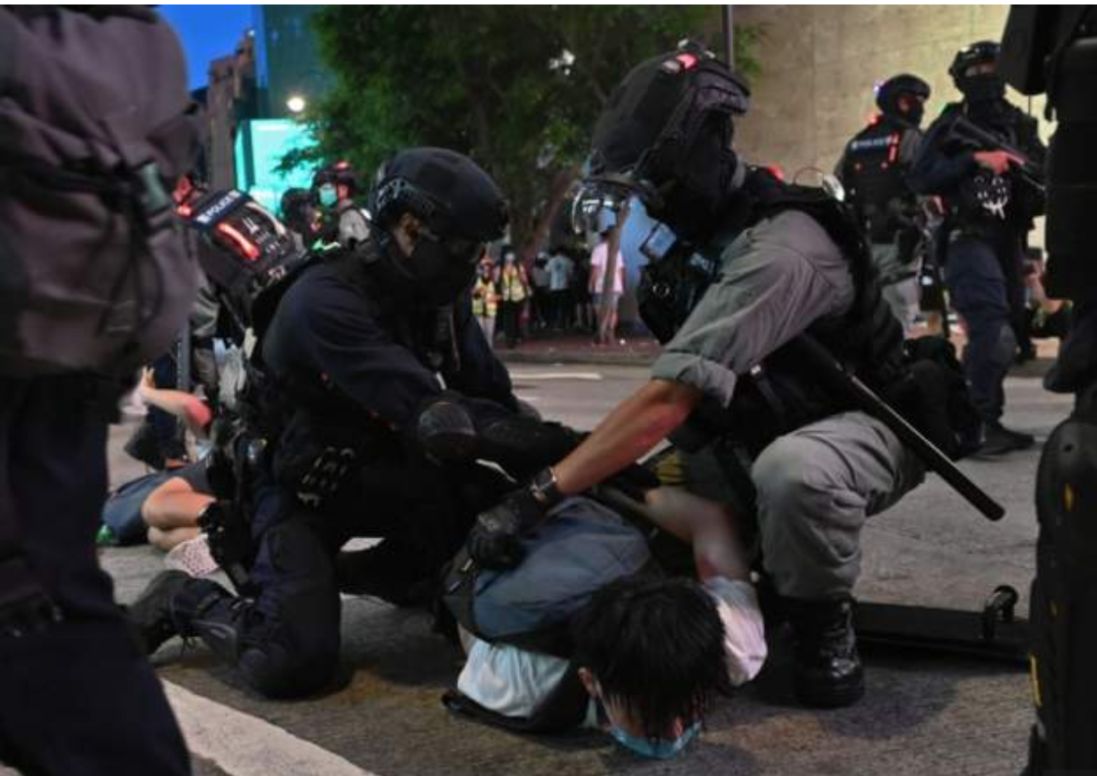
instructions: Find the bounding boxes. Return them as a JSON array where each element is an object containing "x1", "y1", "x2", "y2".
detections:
[{"x1": 466, "y1": 486, "x2": 548, "y2": 570}]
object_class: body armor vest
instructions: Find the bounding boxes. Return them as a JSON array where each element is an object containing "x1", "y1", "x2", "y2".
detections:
[
  {"x1": 840, "y1": 116, "x2": 917, "y2": 243},
  {"x1": 641, "y1": 168, "x2": 906, "y2": 455},
  {"x1": 937, "y1": 102, "x2": 1042, "y2": 232}
]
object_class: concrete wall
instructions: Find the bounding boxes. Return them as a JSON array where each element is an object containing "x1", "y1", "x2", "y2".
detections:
[{"x1": 732, "y1": 5, "x2": 1051, "y2": 241}]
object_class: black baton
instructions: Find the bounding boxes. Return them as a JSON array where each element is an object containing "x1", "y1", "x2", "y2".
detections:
[{"x1": 794, "y1": 335, "x2": 1005, "y2": 522}]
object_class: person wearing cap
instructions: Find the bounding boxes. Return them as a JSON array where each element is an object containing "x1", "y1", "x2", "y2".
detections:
[
  {"x1": 836, "y1": 74, "x2": 931, "y2": 335},
  {"x1": 466, "y1": 42, "x2": 932, "y2": 712},
  {"x1": 910, "y1": 41, "x2": 1047, "y2": 456}
]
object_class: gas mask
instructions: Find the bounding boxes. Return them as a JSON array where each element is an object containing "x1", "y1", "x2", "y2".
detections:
[{"x1": 587, "y1": 44, "x2": 751, "y2": 244}]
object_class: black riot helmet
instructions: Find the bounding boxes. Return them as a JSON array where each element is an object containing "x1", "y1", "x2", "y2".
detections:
[
  {"x1": 875, "y1": 73, "x2": 930, "y2": 127},
  {"x1": 581, "y1": 40, "x2": 751, "y2": 242},
  {"x1": 950, "y1": 41, "x2": 1005, "y2": 104},
  {"x1": 369, "y1": 147, "x2": 508, "y2": 306}
]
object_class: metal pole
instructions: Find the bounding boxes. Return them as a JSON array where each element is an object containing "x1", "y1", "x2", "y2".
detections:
[{"x1": 722, "y1": 5, "x2": 735, "y2": 65}]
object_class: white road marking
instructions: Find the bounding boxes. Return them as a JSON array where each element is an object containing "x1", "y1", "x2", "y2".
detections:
[
  {"x1": 165, "y1": 681, "x2": 379, "y2": 776},
  {"x1": 509, "y1": 371, "x2": 603, "y2": 381}
]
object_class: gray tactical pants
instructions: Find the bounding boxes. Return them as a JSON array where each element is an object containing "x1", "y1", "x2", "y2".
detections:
[{"x1": 750, "y1": 411, "x2": 925, "y2": 600}]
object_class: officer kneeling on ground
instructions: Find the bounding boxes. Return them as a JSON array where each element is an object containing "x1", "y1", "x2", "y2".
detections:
[
  {"x1": 467, "y1": 42, "x2": 937, "y2": 709},
  {"x1": 129, "y1": 148, "x2": 522, "y2": 699}
]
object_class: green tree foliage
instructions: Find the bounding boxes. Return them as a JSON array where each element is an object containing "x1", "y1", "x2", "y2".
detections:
[{"x1": 299, "y1": 6, "x2": 761, "y2": 254}]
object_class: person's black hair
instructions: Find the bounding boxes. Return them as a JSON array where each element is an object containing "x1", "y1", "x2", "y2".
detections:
[{"x1": 571, "y1": 575, "x2": 734, "y2": 742}]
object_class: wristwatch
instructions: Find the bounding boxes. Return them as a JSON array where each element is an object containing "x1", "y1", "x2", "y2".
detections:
[{"x1": 529, "y1": 466, "x2": 564, "y2": 507}]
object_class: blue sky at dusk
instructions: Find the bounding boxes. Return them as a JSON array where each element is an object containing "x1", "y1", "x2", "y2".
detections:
[{"x1": 160, "y1": 5, "x2": 256, "y2": 90}]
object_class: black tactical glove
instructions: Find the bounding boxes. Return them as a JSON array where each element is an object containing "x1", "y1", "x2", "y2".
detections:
[{"x1": 466, "y1": 468, "x2": 562, "y2": 570}]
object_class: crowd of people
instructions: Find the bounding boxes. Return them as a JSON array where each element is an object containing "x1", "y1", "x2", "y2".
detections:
[{"x1": 2, "y1": 6, "x2": 1094, "y2": 776}]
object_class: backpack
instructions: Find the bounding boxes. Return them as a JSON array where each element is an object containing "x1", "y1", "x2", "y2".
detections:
[
  {"x1": 442, "y1": 496, "x2": 657, "y2": 733},
  {"x1": 0, "y1": 7, "x2": 203, "y2": 377}
]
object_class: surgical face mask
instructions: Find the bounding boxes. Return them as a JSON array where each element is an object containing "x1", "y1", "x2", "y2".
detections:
[
  {"x1": 608, "y1": 719, "x2": 702, "y2": 760},
  {"x1": 596, "y1": 688, "x2": 702, "y2": 760},
  {"x1": 319, "y1": 184, "x2": 338, "y2": 208}
]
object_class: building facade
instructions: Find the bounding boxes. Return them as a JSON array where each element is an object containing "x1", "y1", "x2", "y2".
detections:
[{"x1": 730, "y1": 4, "x2": 1051, "y2": 246}]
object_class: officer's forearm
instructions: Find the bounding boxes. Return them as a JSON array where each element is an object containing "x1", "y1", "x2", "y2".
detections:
[{"x1": 553, "y1": 378, "x2": 702, "y2": 496}]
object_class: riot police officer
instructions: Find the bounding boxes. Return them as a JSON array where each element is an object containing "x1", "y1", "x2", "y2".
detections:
[
  {"x1": 910, "y1": 41, "x2": 1047, "y2": 456},
  {"x1": 1000, "y1": 8, "x2": 1097, "y2": 773},
  {"x1": 836, "y1": 73, "x2": 931, "y2": 334},
  {"x1": 314, "y1": 161, "x2": 371, "y2": 249},
  {"x1": 467, "y1": 43, "x2": 929, "y2": 709},
  {"x1": 129, "y1": 148, "x2": 518, "y2": 698}
]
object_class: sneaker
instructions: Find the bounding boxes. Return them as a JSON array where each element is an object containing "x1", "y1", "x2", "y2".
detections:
[
  {"x1": 165, "y1": 535, "x2": 220, "y2": 578},
  {"x1": 978, "y1": 422, "x2": 1035, "y2": 457},
  {"x1": 787, "y1": 598, "x2": 865, "y2": 709},
  {"x1": 127, "y1": 570, "x2": 192, "y2": 655}
]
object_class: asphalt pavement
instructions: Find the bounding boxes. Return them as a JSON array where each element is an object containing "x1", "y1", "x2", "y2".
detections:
[{"x1": 65, "y1": 364, "x2": 1069, "y2": 776}]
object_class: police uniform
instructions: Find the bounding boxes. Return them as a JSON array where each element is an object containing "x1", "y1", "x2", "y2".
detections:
[
  {"x1": 652, "y1": 207, "x2": 924, "y2": 600},
  {"x1": 836, "y1": 77, "x2": 928, "y2": 335},
  {"x1": 911, "y1": 52, "x2": 1046, "y2": 447},
  {"x1": 132, "y1": 148, "x2": 515, "y2": 699}
]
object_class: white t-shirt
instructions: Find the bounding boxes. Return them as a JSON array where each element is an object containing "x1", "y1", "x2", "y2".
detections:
[
  {"x1": 589, "y1": 241, "x2": 625, "y2": 295},
  {"x1": 456, "y1": 577, "x2": 766, "y2": 721}
]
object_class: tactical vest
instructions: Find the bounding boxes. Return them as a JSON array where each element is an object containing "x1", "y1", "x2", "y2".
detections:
[
  {"x1": 937, "y1": 102, "x2": 1042, "y2": 232},
  {"x1": 643, "y1": 168, "x2": 906, "y2": 456},
  {"x1": 840, "y1": 116, "x2": 916, "y2": 243}
]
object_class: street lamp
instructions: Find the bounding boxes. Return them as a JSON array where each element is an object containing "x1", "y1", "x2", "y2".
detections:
[{"x1": 286, "y1": 94, "x2": 307, "y2": 114}]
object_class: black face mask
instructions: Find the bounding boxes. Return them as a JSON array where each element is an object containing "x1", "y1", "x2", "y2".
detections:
[
  {"x1": 641, "y1": 115, "x2": 742, "y2": 243},
  {"x1": 960, "y1": 73, "x2": 1006, "y2": 105},
  {"x1": 902, "y1": 102, "x2": 925, "y2": 128},
  {"x1": 404, "y1": 235, "x2": 479, "y2": 307}
]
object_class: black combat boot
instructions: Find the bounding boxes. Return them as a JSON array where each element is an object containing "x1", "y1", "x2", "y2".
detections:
[
  {"x1": 126, "y1": 570, "x2": 194, "y2": 655},
  {"x1": 786, "y1": 597, "x2": 865, "y2": 708},
  {"x1": 980, "y1": 422, "x2": 1036, "y2": 456}
]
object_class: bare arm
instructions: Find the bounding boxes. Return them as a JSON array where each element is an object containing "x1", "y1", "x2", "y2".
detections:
[
  {"x1": 553, "y1": 378, "x2": 703, "y2": 497},
  {"x1": 138, "y1": 370, "x2": 213, "y2": 439},
  {"x1": 643, "y1": 487, "x2": 750, "y2": 582}
]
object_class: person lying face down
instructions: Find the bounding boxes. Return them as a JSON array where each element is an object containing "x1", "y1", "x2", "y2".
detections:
[{"x1": 453, "y1": 482, "x2": 766, "y2": 759}]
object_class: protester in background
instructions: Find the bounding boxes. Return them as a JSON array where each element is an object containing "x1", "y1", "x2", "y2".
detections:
[
  {"x1": 546, "y1": 247, "x2": 574, "y2": 331},
  {"x1": 500, "y1": 248, "x2": 529, "y2": 348},
  {"x1": 590, "y1": 229, "x2": 626, "y2": 345},
  {"x1": 530, "y1": 253, "x2": 551, "y2": 333}
]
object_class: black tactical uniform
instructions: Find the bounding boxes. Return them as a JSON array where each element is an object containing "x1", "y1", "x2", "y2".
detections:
[
  {"x1": 130, "y1": 149, "x2": 517, "y2": 699},
  {"x1": 1000, "y1": 8, "x2": 1097, "y2": 774},
  {"x1": 836, "y1": 74, "x2": 930, "y2": 334},
  {"x1": 910, "y1": 41, "x2": 1047, "y2": 455}
]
